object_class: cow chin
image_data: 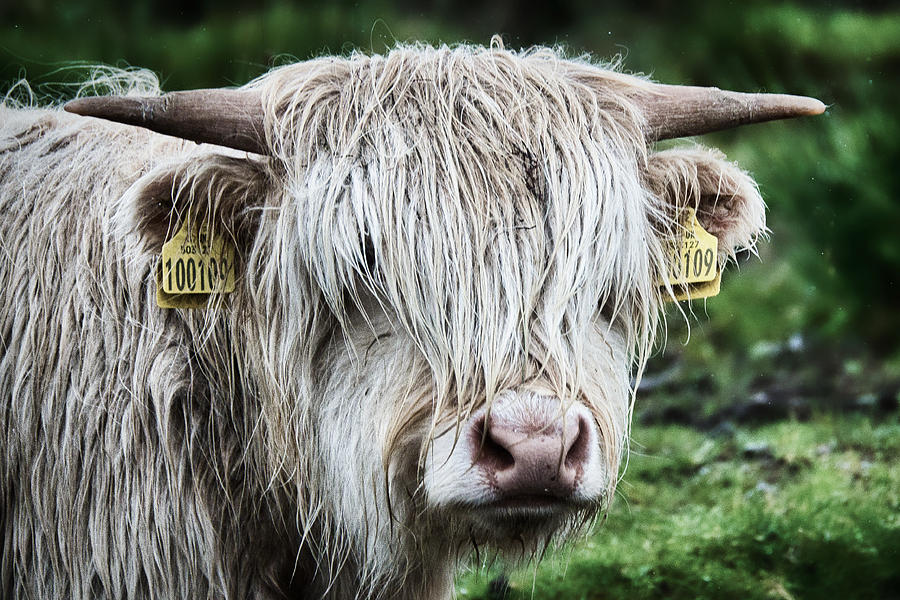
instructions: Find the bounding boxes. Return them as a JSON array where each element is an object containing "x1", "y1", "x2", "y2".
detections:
[
  {"x1": 438, "y1": 499, "x2": 599, "y2": 553},
  {"x1": 422, "y1": 389, "x2": 613, "y2": 549}
]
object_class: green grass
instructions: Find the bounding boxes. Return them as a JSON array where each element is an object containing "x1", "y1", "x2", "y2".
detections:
[{"x1": 456, "y1": 415, "x2": 900, "y2": 599}]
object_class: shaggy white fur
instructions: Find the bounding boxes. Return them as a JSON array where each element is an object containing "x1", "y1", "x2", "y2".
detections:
[{"x1": 0, "y1": 41, "x2": 765, "y2": 599}]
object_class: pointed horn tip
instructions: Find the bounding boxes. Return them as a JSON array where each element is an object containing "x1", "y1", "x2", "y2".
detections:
[
  {"x1": 770, "y1": 93, "x2": 826, "y2": 116},
  {"x1": 63, "y1": 97, "x2": 95, "y2": 116},
  {"x1": 713, "y1": 89, "x2": 827, "y2": 118},
  {"x1": 63, "y1": 96, "x2": 138, "y2": 118},
  {"x1": 798, "y1": 96, "x2": 827, "y2": 116},
  {"x1": 693, "y1": 86, "x2": 827, "y2": 117}
]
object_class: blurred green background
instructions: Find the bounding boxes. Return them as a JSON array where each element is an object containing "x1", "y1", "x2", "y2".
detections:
[{"x1": 3, "y1": 1, "x2": 898, "y2": 597}]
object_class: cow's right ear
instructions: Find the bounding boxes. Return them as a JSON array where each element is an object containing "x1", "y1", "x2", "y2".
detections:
[{"x1": 124, "y1": 153, "x2": 270, "y2": 252}]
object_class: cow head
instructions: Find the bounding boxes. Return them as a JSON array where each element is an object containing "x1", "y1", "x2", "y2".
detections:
[{"x1": 68, "y1": 44, "x2": 822, "y2": 595}]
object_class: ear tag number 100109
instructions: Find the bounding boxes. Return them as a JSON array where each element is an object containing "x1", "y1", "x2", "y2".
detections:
[
  {"x1": 662, "y1": 208, "x2": 721, "y2": 302},
  {"x1": 156, "y1": 218, "x2": 235, "y2": 309}
]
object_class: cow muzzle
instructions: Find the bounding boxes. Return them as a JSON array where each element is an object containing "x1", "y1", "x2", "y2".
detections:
[
  {"x1": 469, "y1": 393, "x2": 591, "y2": 504},
  {"x1": 424, "y1": 387, "x2": 607, "y2": 526}
]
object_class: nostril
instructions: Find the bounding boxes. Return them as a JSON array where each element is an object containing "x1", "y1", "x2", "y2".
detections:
[
  {"x1": 564, "y1": 415, "x2": 590, "y2": 472},
  {"x1": 471, "y1": 415, "x2": 515, "y2": 471}
]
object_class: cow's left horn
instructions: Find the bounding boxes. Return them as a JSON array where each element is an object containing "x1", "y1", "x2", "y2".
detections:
[
  {"x1": 65, "y1": 89, "x2": 267, "y2": 155},
  {"x1": 635, "y1": 83, "x2": 826, "y2": 141}
]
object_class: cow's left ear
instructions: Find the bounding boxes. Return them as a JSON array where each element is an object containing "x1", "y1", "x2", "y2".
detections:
[{"x1": 645, "y1": 147, "x2": 766, "y2": 261}]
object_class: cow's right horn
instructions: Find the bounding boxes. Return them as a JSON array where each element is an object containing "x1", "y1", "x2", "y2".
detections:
[{"x1": 65, "y1": 89, "x2": 268, "y2": 155}]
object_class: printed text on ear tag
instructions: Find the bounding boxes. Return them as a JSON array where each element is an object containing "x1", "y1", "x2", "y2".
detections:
[
  {"x1": 156, "y1": 218, "x2": 235, "y2": 309},
  {"x1": 661, "y1": 208, "x2": 720, "y2": 302}
]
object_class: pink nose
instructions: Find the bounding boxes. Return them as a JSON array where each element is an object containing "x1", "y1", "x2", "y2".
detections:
[{"x1": 470, "y1": 397, "x2": 591, "y2": 500}]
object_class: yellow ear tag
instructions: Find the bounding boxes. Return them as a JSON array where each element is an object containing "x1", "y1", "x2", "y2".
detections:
[
  {"x1": 660, "y1": 208, "x2": 721, "y2": 302},
  {"x1": 156, "y1": 218, "x2": 236, "y2": 309}
]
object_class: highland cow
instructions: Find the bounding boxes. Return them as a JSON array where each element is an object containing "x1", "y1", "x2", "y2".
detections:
[{"x1": 0, "y1": 41, "x2": 823, "y2": 599}]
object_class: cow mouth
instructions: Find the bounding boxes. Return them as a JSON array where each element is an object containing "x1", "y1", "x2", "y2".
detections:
[
  {"x1": 448, "y1": 495, "x2": 593, "y2": 529},
  {"x1": 485, "y1": 495, "x2": 573, "y2": 511},
  {"x1": 438, "y1": 497, "x2": 594, "y2": 547}
]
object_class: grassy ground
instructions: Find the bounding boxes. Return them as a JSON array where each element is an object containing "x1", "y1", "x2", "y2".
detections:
[{"x1": 456, "y1": 414, "x2": 900, "y2": 599}]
